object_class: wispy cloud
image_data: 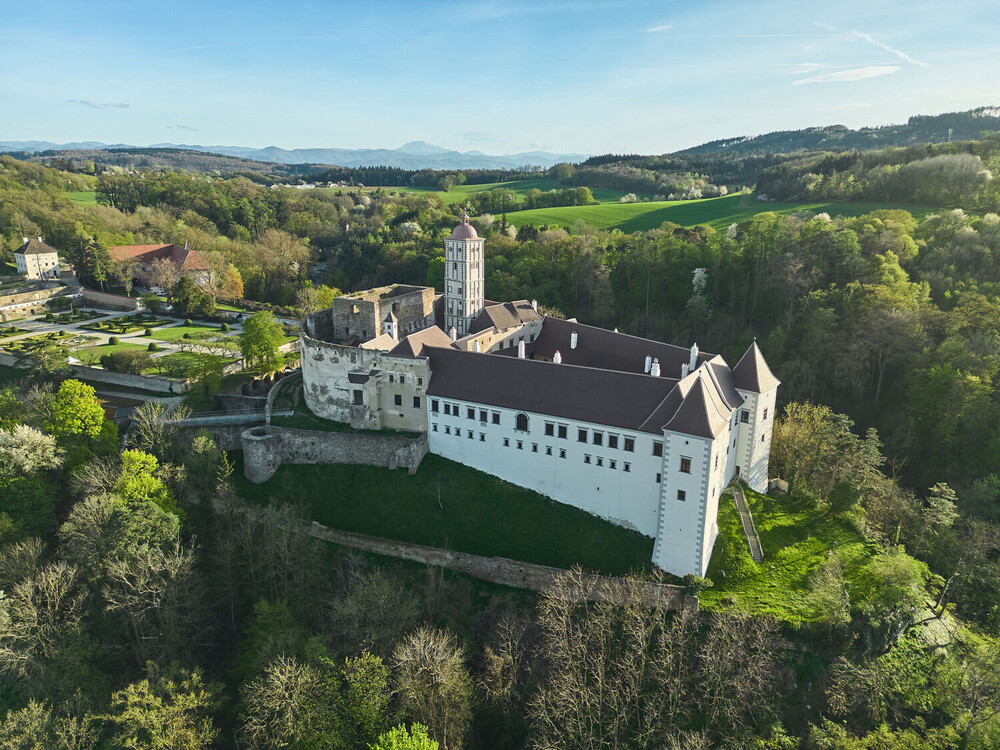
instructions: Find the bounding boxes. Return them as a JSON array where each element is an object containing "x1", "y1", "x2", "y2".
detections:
[
  {"x1": 850, "y1": 30, "x2": 929, "y2": 68},
  {"x1": 793, "y1": 65, "x2": 900, "y2": 85},
  {"x1": 67, "y1": 99, "x2": 130, "y2": 109},
  {"x1": 646, "y1": 23, "x2": 671, "y2": 33},
  {"x1": 787, "y1": 62, "x2": 827, "y2": 75}
]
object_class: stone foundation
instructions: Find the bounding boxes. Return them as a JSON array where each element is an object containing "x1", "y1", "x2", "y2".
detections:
[{"x1": 240, "y1": 425, "x2": 428, "y2": 483}]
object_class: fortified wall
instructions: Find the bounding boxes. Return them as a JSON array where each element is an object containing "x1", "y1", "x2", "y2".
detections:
[
  {"x1": 331, "y1": 284, "x2": 436, "y2": 342},
  {"x1": 301, "y1": 309, "x2": 431, "y2": 431},
  {"x1": 241, "y1": 425, "x2": 428, "y2": 483}
]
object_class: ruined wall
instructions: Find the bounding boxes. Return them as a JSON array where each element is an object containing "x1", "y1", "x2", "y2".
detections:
[
  {"x1": 300, "y1": 325, "x2": 430, "y2": 432},
  {"x1": 330, "y1": 285, "x2": 435, "y2": 343},
  {"x1": 241, "y1": 425, "x2": 428, "y2": 483}
]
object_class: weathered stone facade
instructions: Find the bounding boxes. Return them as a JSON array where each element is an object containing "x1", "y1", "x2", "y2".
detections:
[
  {"x1": 241, "y1": 425, "x2": 428, "y2": 483},
  {"x1": 331, "y1": 285, "x2": 436, "y2": 343},
  {"x1": 301, "y1": 317, "x2": 431, "y2": 431}
]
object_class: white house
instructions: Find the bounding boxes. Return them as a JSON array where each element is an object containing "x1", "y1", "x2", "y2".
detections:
[{"x1": 14, "y1": 237, "x2": 60, "y2": 280}]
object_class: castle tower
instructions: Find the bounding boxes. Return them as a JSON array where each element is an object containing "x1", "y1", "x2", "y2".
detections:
[
  {"x1": 443, "y1": 212, "x2": 485, "y2": 337},
  {"x1": 731, "y1": 340, "x2": 781, "y2": 492}
]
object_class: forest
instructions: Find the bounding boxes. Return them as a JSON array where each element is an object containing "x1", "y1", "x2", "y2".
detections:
[{"x1": 2, "y1": 151, "x2": 1000, "y2": 747}]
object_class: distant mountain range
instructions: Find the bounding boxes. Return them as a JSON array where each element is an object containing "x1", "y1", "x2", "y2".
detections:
[
  {"x1": 0, "y1": 139, "x2": 587, "y2": 170},
  {"x1": 676, "y1": 106, "x2": 1000, "y2": 157}
]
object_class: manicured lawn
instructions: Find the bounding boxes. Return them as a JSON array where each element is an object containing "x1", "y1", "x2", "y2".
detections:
[
  {"x1": 231, "y1": 452, "x2": 655, "y2": 577},
  {"x1": 67, "y1": 191, "x2": 97, "y2": 205},
  {"x1": 142, "y1": 351, "x2": 237, "y2": 377},
  {"x1": 701, "y1": 487, "x2": 879, "y2": 622},
  {"x1": 506, "y1": 192, "x2": 940, "y2": 233},
  {"x1": 0, "y1": 326, "x2": 29, "y2": 340},
  {"x1": 72, "y1": 340, "x2": 150, "y2": 363},
  {"x1": 1, "y1": 331, "x2": 96, "y2": 353},
  {"x1": 46, "y1": 309, "x2": 107, "y2": 324},
  {"x1": 150, "y1": 324, "x2": 232, "y2": 341},
  {"x1": 82, "y1": 314, "x2": 176, "y2": 334}
]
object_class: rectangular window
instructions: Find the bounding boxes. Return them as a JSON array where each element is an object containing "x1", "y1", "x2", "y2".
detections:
[
  {"x1": 446, "y1": 426, "x2": 451, "y2": 434},
  {"x1": 763, "y1": 407, "x2": 768, "y2": 420},
  {"x1": 545, "y1": 422, "x2": 554, "y2": 437},
  {"x1": 466, "y1": 407, "x2": 474, "y2": 419},
  {"x1": 680, "y1": 457, "x2": 692, "y2": 473},
  {"x1": 399, "y1": 375, "x2": 405, "y2": 385},
  {"x1": 389, "y1": 374, "x2": 394, "y2": 383},
  {"x1": 417, "y1": 377, "x2": 423, "y2": 386},
  {"x1": 624, "y1": 462, "x2": 630, "y2": 472},
  {"x1": 559, "y1": 448, "x2": 566, "y2": 458},
  {"x1": 413, "y1": 396, "x2": 421, "y2": 408},
  {"x1": 432, "y1": 423, "x2": 438, "y2": 432},
  {"x1": 584, "y1": 454, "x2": 591, "y2": 464},
  {"x1": 480, "y1": 433, "x2": 485, "y2": 441},
  {"x1": 444, "y1": 404, "x2": 451, "y2": 415},
  {"x1": 558, "y1": 424, "x2": 568, "y2": 439},
  {"x1": 516, "y1": 440, "x2": 523, "y2": 450},
  {"x1": 394, "y1": 394, "x2": 402, "y2": 406},
  {"x1": 532, "y1": 443, "x2": 538, "y2": 453},
  {"x1": 714, "y1": 455, "x2": 718, "y2": 469},
  {"x1": 656, "y1": 472, "x2": 662, "y2": 483},
  {"x1": 609, "y1": 459, "x2": 616, "y2": 469},
  {"x1": 492, "y1": 412, "x2": 500, "y2": 425},
  {"x1": 431, "y1": 399, "x2": 439, "y2": 413},
  {"x1": 468, "y1": 430, "x2": 474, "y2": 439},
  {"x1": 480, "y1": 410, "x2": 488, "y2": 423},
  {"x1": 596, "y1": 457, "x2": 603, "y2": 467},
  {"x1": 677, "y1": 490, "x2": 686, "y2": 501},
  {"x1": 593, "y1": 432, "x2": 603, "y2": 446},
  {"x1": 624, "y1": 437, "x2": 635, "y2": 452},
  {"x1": 578, "y1": 429, "x2": 588, "y2": 443},
  {"x1": 546, "y1": 446, "x2": 553, "y2": 455},
  {"x1": 503, "y1": 437, "x2": 509, "y2": 447},
  {"x1": 652, "y1": 441, "x2": 663, "y2": 457},
  {"x1": 740, "y1": 410, "x2": 749, "y2": 423},
  {"x1": 608, "y1": 434, "x2": 618, "y2": 449},
  {"x1": 353, "y1": 390, "x2": 363, "y2": 405}
]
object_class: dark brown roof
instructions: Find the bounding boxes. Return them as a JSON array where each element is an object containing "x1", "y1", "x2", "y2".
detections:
[
  {"x1": 426, "y1": 347, "x2": 677, "y2": 433},
  {"x1": 524, "y1": 316, "x2": 713, "y2": 377},
  {"x1": 731, "y1": 341, "x2": 780, "y2": 393},
  {"x1": 16, "y1": 238, "x2": 58, "y2": 256},
  {"x1": 389, "y1": 326, "x2": 456, "y2": 357},
  {"x1": 468, "y1": 300, "x2": 541, "y2": 334}
]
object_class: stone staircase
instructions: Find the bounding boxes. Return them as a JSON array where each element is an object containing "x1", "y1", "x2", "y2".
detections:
[{"x1": 729, "y1": 480, "x2": 764, "y2": 563}]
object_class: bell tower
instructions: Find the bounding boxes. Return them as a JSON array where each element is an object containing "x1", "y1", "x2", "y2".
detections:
[{"x1": 443, "y1": 211, "x2": 485, "y2": 337}]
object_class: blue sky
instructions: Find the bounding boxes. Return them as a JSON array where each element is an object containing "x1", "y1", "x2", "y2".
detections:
[{"x1": 2, "y1": 0, "x2": 998, "y2": 155}]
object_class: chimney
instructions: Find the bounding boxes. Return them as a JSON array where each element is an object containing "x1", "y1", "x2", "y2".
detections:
[
  {"x1": 689, "y1": 343, "x2": 699, "y2": 371},
  {"x1": 570, "y1": 331, "x2": 578, "y2": 349},
  {"x1": 553, "y1": 350, "x2": 562, "y2": 364},
  {"x1": 650, "y1": 358, "x2": 661, "y2": 377},
  {"x1": 22, "y1": 237, "x2": 28, "y2": 244},
  {"x1": 644, "y1": 354, "x2": 652, "y2": 374},
  {"x1": 472, "y1": 340, "x2": 481, "y2": 352},
  {"x1": 37, "y1": 236, "x2": 43, "y2": 242},
  {"x1": 450, "y1": 326, "x2": 457, "y2": 341},
  {"x1": 517, "y1": 340, "x2": 525, "y2": 359},
  {"x1": 531, "y1": 299, "x2": 537, "y2": 312},
  {"x1": 681, "y1": 362, "x2": 690, "y2": 378}
]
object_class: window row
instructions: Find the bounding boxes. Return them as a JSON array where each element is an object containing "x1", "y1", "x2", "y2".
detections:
[{"x1": 387, "y1": 373, "x2": 423, "y2": 386}]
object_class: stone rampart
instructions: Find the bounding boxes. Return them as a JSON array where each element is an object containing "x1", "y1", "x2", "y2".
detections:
[
  {"x1": 70, "y1": 364, "x2": 188, "y2": 393},
  {"x1": 241, "y1": 425, "x2": 428, "y2": 483}
]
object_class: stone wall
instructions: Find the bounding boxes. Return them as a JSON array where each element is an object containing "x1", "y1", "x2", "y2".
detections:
[
  {"x1": 241, "y1": 425, "x2": 428, "y2": 483},
  {"x1": 0, "y1": 283, "x2": 81, "y2": 320},
  {"x1": 330, "y1": 285, "x2": 435, "y2": 343},
  {"x1": 81, "y1": 289, "x2": 140, "y2": 311},
  {"x1": 70, "y1": 364, "x2": 188, "y2": 393}
]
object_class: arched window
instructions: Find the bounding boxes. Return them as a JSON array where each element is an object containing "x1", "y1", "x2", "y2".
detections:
[{"x1": 515, "y1": 413, "x2": 529, "y2": 432}]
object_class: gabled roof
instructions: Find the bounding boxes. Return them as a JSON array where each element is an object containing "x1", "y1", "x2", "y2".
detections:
[
  {"x1": 426, "y1": 347, "x2": 682, "y2": 433},
  {"x1": 388, "y1": 326, "x2": 456, "y2": 357},
  {"x1": 107, "y1": 243, "x2": 209, "y2": 271},
  {"x1": 731, "y1": 341, "x2": 780, "y2": 393},
  {"x1": 360, "y1": 333, "x2": 398, "y2": 351},
  {"x1": 468, "y1": 300, "x2": 541, "y2": 334},
  {"x1": 15, "y1": 238, "x2": 58, "y2": 256}
]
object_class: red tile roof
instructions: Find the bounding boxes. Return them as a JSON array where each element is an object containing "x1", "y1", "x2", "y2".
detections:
[{"x1": 107, "y1": 243, "x2": 209, "y2": 271}]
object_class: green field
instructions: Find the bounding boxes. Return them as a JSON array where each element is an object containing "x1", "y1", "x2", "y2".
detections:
[
  {"x1": 505, "y1": 192, "x2": 939, "y2": 233},
  {"x1": 351, "y1": 177, "x2": 638, "y2": 206},
  {"x1": 149, "y1": 323, "x2": 230, "y2": 341},
  {"x1": 72, "y1": 340, "x2": 150, "y2": 362},
  {"x1": 231, "y1": 451, "x2": 655, "y2": 577},
  {"x1": 701, "y1": 487, "x2": 879, "y2": 621},
  {"x1": 67, "y1": 191, "x2": 97, "y2": 205}
]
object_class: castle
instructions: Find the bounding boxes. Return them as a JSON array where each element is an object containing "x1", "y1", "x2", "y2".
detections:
[{"x1": 299, "y1": 213, "x2": 778, "y2": 577}]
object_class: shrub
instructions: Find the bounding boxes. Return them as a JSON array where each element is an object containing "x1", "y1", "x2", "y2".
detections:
[
  {"x1": 220, "y1": 323, "x2": 230, "y2": 332},
  {"x1": 144, "y1": 327, "x2": 153, "y2": 336},
  {"x1": 100, "y1": 349, "x2": 151, "y2": 375},
  {"x1": 43, "y1": 313, "x2": 55, "y2": 322},
  {"x1": 108, "y1": 336, "x2": 120, "y2": 345},
  {"x1": 185, "y1": 319, "x2": 193, "y2": 326},
  {"x1": 183, "y1": 333, "x2": 191, "y2": 339},
  {"x1": 147, "y1": 342, "x2": 158, "y2": 352}
]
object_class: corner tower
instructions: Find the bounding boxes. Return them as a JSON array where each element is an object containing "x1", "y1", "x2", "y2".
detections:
[
  {"x1": 731, "y1": 340, "x2": 780, "y2": 493},
  {"x1": 443, "y1": 212, "x2": 485, "y2": 337}
]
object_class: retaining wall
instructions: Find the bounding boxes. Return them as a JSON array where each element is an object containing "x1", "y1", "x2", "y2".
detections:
[
  {"x1": 70, "y1": 364, "x2": 188, "y2": 393},
  {"x1": 81, "y1": 289, "x2": 141, "y2": 311},
  {"x1": 241, "y1": 425, "x2": 428, "y2": 483}
]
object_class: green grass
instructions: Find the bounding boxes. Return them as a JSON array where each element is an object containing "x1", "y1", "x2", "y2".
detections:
[
  {"x1": 143, "y1": 351, "x2": 237, "y2": 377},
  {"x1": 0, "y1": 261, "x2": 18, "y2": 276},
  {"x1": 66, "y1": 191, "x2": 97, "y2": 205},
  {"x1": 45, "y1": 309, "x2": 107, "y2": 324},
  {"x1": 271, "y1": 400, "x2": 419, "y2": 438},
  {"x1": 506, "y1": 192, "x2": 940, "y2": 233},
  {"x1": 72, "y1": 341, "x2": 149, "y2": 362},
  {"x1": 149, "y1": 324, "x2": 231, "y2": 341},
  {"x1": 700, "y1": 487, "x2": 879, "y2": 621},
  {"x1": 0, "y1": 326, "x2": 29, "y2": 340},
  {"x1": 230, "y1": 452, "x2": 655, "y2": 577}
]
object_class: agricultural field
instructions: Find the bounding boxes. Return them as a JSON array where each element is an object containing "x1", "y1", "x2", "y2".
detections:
[
  {"x1": 505, "y1": 192, "x2": 939, "y2": 233},
  {"x1": 66, "y1": 190, "x2": 98, "y2": 205},
  {"x1": 701, "y1": 486, "x2": 880, "y2": 622},
  {"x1": 369, "y1": 177, "x2": 641, "y2": 206},
  {"x1": 231, "y1": 450, "x2": 655, "y2": 577}
]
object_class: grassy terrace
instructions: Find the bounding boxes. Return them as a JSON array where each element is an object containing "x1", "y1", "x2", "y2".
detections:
[
  {"x1": 231, "y1": 451, "x2": 655, "y2": 577},
  {"x1": 506, "y1": 192, "x2": 940, "y2": 233},
  {"x1": 702, "y1": 487, "x2": 879, "y2": 621}
]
